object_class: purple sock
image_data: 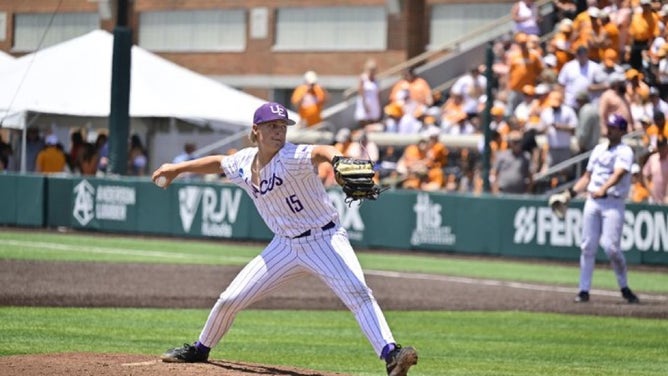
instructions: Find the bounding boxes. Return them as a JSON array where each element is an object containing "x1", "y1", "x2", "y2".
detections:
[
  {"x1": 195, "y1": 341, "x2": 211, "y2": 354},
  {"x1": 380, "y1": 343, "x2": 396, "y2": 360}
]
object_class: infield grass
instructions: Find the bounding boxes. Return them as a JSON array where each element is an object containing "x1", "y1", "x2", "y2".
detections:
[
  {"x1": 1, "y1": 307, "x2": 667, "y2": 375},
  {"x1": 1, "y1": 229, "x2": 668, "y2": 375}
]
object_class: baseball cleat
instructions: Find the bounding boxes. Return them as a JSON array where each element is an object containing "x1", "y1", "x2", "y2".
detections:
[
  {"x1": 385, "y1": 344, "x2": 418, "y2": 376},
  {"x1": 621, "y1": 287, "x2": 640, "y2": 304},
  {"x1": 574, "y1": 291, "x2": 590, "y2": 303},
  {"x1": 161, "y1": 343, "x2": 209, "y2": 363}
]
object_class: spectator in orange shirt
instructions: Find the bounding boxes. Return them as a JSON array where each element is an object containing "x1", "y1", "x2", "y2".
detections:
[
  {"x1": 396, "y1": 132, "x2": 445, "y2": 191},
  {"x1": 505, "y1": 32, "x2": 544, "y2": 114},
  {"x1": 35, "y1": 134, "x2": 67, "y2": 174},
  {"x1": 389, "y1": 66, "x2": 433, "y2": 115},
  {"x1": 628, "y1": 163, "x2": 651, "y2": 203},
  {"x1": 571, "y1": 4, "x2": 600, "y2": 55},
  {"x1": 291, "y1": 70, "x2": 329, "y2": 127},
  {"x1": 550, "y1": 19, "x2": 575, "y2": 72},
  {"x1": 598, "y1": 10, "x2": 620, "y2": 61},
  {"x1": 628, "y1": 0, "x2": 660, "y2": 70}
]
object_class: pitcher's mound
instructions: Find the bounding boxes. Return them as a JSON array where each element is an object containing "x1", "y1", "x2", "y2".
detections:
[{"x1": 0, "y1": 353, "x2": 349, "y2": 376}]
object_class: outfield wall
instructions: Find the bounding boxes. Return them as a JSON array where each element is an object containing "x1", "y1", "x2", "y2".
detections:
[{"x1": 2, "y1": 173, "x2": 668, "y2": 265}]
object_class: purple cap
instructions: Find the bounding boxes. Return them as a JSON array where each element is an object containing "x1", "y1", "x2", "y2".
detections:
[
  {"x1": 607, "y1": 113, "x2": 628, "y2": 132},
  {"x1": 253, "y1": 102, "x2": 295, "y2": 126}
]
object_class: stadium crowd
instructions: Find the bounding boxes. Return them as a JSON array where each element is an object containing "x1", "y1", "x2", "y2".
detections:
[
  {"x1": 3, "y1": 1, "x2": 667, "y2": 205},
  {"x1": 323, "y1": 0, "x2": 668, "y2": 205}
]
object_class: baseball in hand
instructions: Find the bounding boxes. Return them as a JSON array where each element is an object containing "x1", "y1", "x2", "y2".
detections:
[{"x1": 155, "y1": 176, "x2": 167, "y2": 188}]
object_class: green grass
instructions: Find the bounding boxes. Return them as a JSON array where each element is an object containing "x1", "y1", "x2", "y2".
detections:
[
  {"x1": 0, "y1": 307, "x2": 666, "y2": 375},
  {"x1": 1, "y1": 229, "x2": 668, "y2": 375},
  {"x1": 1, "y1": 229, "x2": 667, "y2": 293}
]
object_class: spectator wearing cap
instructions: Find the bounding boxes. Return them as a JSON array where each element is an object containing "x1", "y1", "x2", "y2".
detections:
[
  {"x1": 396, "y1": 134, "x2": 441, "y2": 190},
  {"x1": 540, "y1": 54, "x2": 559, "y2": 84},
  {"x1": 628, "y1": 162, "x2": 651, "y2": 203},
  {"x1": 598, "y1": 10, "x2": 620, "y2": 61},
  {"x1": 628, "y1": 0, "x2": 660, "y2": 71},
  {"x1": 549, "y1": 19, "x2": 574, "y2": 72},
  {"x1": 558, "y1": 44, "x2": 601, "y2": 108},
  {"x1": 490, "y1": 105, "x2": 510, "y2": 136},
  {"x1": 643, "y1": 110, "x2": 668, "y2": 152},
  {"x1": 491, "y1": 130, "x2": 533, "y2": 194},
  {"x1": 571, "y1": 5, "x2": 601, "y2": 54},
  {"x1": 626, "y1": 69, "x2": 652, "y2": 126},
  {"x1": 575, "y1": 90, "x2": 601, "y2": 153},
  {"x1": 423, "y1": 127, "x2": 449, "y2": 190},
  {"x1": 584, "y1": 7, "x2": 608, "y2": 62},
  {"x1": 513, "y1": 84, "x2": 538, "y2": 128},
  {"x1": 646, "y1": 86, "x2": 668, "y2": 118},
  {"x1": 642, "y1": 136, "x2": 668, "y2": 203},
  {"x1": 35, "y1": 134, "x2": 67, "y2": 174},
  {"x1": 599, "y1": 72, "x2": 633, "y2": 136},
  {"x1": 450, "y1": 66, "x2": 487, "y2": 117},
  {"x1": 589, "y1": 49, "x2": 625, "y2": 103},
  {"x1": 291, "y1": 70, "x2": 329, "y2": 127},
  {"x1": 382, "y1": 102, "x2": 404, "y2": 133},
  {"x1": 539, "y1": 91, "x2": 578, "y2": 178},
  {"x1": 505, "y1": 32, "x2": 544, "y2": 114}
]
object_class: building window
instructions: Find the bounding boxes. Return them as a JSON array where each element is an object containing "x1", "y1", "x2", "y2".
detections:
[
  {"x1": 138, "y1": 9, "x2": 246, "y2": 52},
  {"x1": 13, "y1": 12, "x2": 98, "y2": 52},
  {"x1": 275, "y1": 6, "x2": 386, "y2": 51},
  {"x1": 429, "y1": 4, "x2": 513, "y2": 49}
]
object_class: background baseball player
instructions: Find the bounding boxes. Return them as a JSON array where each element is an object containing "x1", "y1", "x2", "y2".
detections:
[
  {"x1": 549, "y1": 113, "x2": 640, "y2": 304},
  {"x1": 151, "y1": 102, "x2": 418, "y2": 376}
]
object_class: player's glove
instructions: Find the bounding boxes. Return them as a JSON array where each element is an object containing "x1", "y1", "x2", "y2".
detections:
[
  {"x1": 548, "y1": 188, "x2": 575, "y2": 219},
  {"x1": 332, "y1": 156, "x2": 386, "y2": 204}
]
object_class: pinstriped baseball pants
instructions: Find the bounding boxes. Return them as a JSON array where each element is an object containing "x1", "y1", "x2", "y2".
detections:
[{"x1": 197, "y1": 226, "x2": 395, "y2": 357}]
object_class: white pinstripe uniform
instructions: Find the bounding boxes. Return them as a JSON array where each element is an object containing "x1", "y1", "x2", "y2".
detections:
[
  {"x1": 196, "y1": 142, "x2": 395, "y2": 357},
  {"x1": 579, "y1": 141, "x2": 633, "y2": 292}
]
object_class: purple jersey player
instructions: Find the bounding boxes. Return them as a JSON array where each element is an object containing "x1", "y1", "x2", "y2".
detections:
[{"x1": 151, "y1": 102, "x2": 418, "y2": 376}]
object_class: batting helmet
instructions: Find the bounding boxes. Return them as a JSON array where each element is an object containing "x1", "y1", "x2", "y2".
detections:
[{"x1": 607, "y1": 113, "x2": 628, "y2": 132}]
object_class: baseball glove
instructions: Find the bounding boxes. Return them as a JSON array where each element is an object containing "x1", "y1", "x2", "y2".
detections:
[
  {"x1": 332, "y1": 156, "x2": 385, "y2": 204},
  {"x1": 548, "y1": 189, "x2": 573, "y2": 219}
]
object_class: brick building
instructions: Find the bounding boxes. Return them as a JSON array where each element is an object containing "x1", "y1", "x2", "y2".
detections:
[{"x1": 0, "y1": 0, "x2": 514, "y2": 108}]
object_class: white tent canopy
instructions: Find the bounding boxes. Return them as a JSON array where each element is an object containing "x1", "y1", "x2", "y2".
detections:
[
  {"x1": 0, "y1": 30, "x2": 296, "y2": 130},
  {"x1": 0, "y1": 50, "x2": 14, "y2": 65}
]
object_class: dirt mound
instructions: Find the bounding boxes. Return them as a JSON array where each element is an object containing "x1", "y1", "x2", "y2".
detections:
[{"x1": 0, "y1": 353, "x2": 348, "y2": 376}]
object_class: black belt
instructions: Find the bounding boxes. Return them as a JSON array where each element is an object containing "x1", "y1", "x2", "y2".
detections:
[{"x1": 293, "y1": 221, "x2": 336, "y2": 239}]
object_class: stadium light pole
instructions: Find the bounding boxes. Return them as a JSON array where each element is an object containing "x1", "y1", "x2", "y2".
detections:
[{"x1": 107, "y1": 0, "x2": 131, "y2": 175}]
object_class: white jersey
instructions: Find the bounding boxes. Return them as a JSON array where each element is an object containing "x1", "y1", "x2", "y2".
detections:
[
  {"x1": 586, "y1": 142, "x2": 634, "y2": 198},
  {"x1": 221, "y1": 143, "x2": 338, "y2": 238}
]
